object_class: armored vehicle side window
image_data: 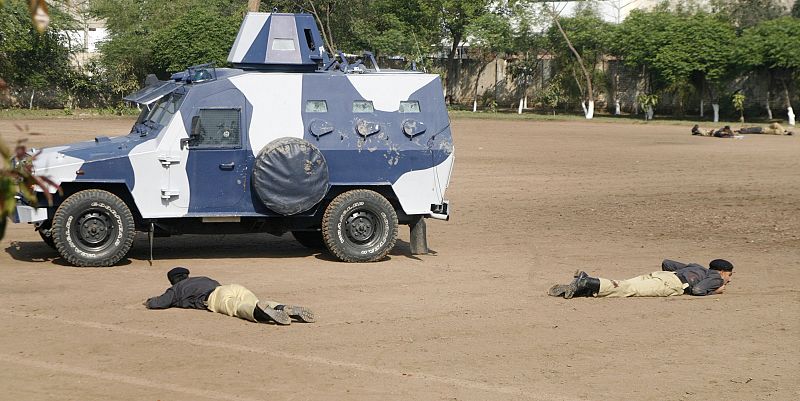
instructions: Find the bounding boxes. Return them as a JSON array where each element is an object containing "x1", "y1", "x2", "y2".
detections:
[
  {"x1": 399, "y1": 101, "x2": 420, "y2": 113},
  {"x1": 191, "y1": 109, "x2": 241, "y2": 148},
  {"x1": 306, "y1": 100, "x2": 328, "y2": 113},
  {"x1": 137, "y1": 92, "x2": 185, "y2": 128},
  {"x1": 353, "y1": 101, "x2": 374, "y2": 113}
]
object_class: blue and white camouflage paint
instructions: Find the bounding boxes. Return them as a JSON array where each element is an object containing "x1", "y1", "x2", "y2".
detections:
[{"x1": 16, "y1": 12, "x2": 454, "y2": 231}]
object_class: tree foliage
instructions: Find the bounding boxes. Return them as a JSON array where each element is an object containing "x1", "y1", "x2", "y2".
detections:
[
  {"x1": 0, "y1": 0, "x2": 74, "y2": 95},
  {"x1": 90, "y1": 0, "x2": 246, "y2": 89},
  {"x1": 710, "y1": 0, "x2": 789, "y2": 28}
]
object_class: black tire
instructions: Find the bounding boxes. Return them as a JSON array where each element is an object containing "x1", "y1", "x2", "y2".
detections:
[
  {"x1": 51, "y1": 189, "x2": 136, "y2": 267},
  {"x1": 321, "y1": 190, "x2": 398, "y2": 262},
  {"x1": 36, "y1": 221, "x2": 56, "y2": 250},
  {"x1": 292, "y1": 231, "x2": 326, "y2": 250}
]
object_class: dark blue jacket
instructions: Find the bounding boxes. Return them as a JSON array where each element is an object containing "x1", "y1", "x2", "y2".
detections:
[
  {"x1": 662, "y1": 259, "x2": 724, "y2": 296},
  {"x1": 146, "y1": 276, "x2": 220, "y2": 309}
]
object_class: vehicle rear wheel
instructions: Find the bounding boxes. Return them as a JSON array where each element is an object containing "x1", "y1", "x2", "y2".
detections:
[
  {"x1": 291, "y1": 230, "x2": 326, "y2": 250},
  {"x1": 51, "y1": 189, "x2": 136, "y2": 267},
  {"x1": 321, "y1": 190, "x2": 398, "y2": 262}
]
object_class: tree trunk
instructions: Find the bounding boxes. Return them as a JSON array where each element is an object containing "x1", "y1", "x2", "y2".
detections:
[
  {"x1": 518, "y1": 97, "x2": 524, "y2": 114},
  {"x1": 700, "y1": 99, "x2": 704, "y2": 118},
  {"x1": 29, "y1": 89, "x2": 35, "y2": 109},
  {"x1": 712, "y1": 104, "x2": 720, "y2": 123},
  {"x1": 614, "y1": 100, "x2": 621, "y2": 115},
  {"x1": 446, "y1": 31, "x2": 463, "y2": 103},
  {"x1": 473, "y1": 58, "x2": 488, "y2": 113},
  {"x1": 552, "y1": 10, "x2": 593, "y2": 119},
  {"x1": 766, "y1": 90, "x2": 773, "y2": 120},
  {"x1": 781, "y1": 80, "x2": 795, "y2": 126},
  {"x1": 646, "y1": 105, "x2": 653, "y2": 120}
]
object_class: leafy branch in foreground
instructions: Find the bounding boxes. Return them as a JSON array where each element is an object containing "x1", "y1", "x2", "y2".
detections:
[{"x1": 0, "y1": 127, "x2": 60, "y2": 240}]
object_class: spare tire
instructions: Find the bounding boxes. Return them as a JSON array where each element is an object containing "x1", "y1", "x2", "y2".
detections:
[{"x1": 253, "y1": 137, "x2": 330, "y2": 215}]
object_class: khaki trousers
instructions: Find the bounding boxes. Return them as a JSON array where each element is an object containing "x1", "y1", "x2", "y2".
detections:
[
  {"x1": 596, "y1": 271, "x2": 685, "y2": 298},
  {"x1": 206, "y1": 284, "x2": 278, "y2": 322}
]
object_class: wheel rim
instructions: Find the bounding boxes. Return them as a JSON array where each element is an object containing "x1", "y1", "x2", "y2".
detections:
[
  {"x1": 345, "y1": 209, "x2": 382, "y2": 246},
  {"x1": 73, "y1": 209, "x2": 116, "y2": 251}
]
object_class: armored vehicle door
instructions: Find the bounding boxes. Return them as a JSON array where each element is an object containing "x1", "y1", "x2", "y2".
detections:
[{"x1": 185, "y1": 93, "x2": 249, "y2": 212}]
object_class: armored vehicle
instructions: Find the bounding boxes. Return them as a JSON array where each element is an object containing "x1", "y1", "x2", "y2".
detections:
[{"x1": 12, "y1": 12, "x2": 454, "y2": 267}]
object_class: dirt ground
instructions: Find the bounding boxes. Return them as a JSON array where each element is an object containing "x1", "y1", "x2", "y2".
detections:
[{"x1": 0, "y1": 115, "x2": 798, "y2": 401}]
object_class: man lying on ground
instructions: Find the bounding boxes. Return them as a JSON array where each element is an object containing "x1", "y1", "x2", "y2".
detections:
[
  {"x1": 691, "y1": 125, "x2": 737, "y2": 138},
  {"x1": 738, "y1": 122, "x2": 794, "y2": 135},
  {"x1": 548, "y1": 259, "x2": 734, "y2": 299},
  {"x1": 145, "y1": 267, "x2": 315, "y2": 325}
]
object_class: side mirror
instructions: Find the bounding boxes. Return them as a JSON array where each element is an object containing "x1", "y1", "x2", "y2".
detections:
[
  {"x1": 191, "y1": 115, "x2": 201, "y2": 136},
  {"x1": 181, "y1": 116, "x2": 201, "y2": 149}
]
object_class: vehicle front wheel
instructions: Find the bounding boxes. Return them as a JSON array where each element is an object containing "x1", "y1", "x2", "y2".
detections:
[
  {"x1": 321, "y1": 190, "x2": 398, "y2": 262},
  {"x1": 51, "y1": 189, "x2": 136, "y2": 267}
]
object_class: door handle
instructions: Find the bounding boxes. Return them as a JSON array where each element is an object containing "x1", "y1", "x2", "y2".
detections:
[{"x1": 219, "y1": 162, "x2": 235, "y2": 170}]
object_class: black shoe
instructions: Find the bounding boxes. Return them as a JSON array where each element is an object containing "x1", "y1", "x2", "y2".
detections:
[
  {"x1": 564, "y1": 271, "x2": 588, "y2": 299},
  {"x1": 276, "y1": 305, "x2": 315, "y2": 323},
  {"x1": 564, "y1": 271, "x2": 601, "y2": 298}
]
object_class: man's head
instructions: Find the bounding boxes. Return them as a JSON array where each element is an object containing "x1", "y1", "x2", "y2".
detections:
[
  {"x1": 709, "y1": 259, "x2": 734, "y2": 283},
  {"x1": 167, "y1": 267, "x2": 190, "y2": 285}
]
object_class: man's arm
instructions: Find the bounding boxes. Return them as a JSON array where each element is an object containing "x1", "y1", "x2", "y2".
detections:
[
  {"x1": 145, "y1": 288, "x2": 176, "y2": 309},
  {"x1": 661, "y1": 259, "x2": 687, "y2": 272},
  {"x1": 690, "y1": 277, "x2": 725, "y2": 296}
]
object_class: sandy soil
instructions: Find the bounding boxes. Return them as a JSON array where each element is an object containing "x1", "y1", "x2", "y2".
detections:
[{"x1": 0, "y1": 115, "x2": 798, "y2": 401}]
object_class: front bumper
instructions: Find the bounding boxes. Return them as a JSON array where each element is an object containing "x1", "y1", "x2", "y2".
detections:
[{"x1": 12, "y1": 197, "x2": 48, "y2": 223}]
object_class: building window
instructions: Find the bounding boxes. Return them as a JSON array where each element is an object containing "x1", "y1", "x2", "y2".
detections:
[
  {"x1": 191, "y1": 109, "x2": 241, "y2": 148},
  {"x1": 352, "y1": 100, "x2": 374, "y2": 113}
]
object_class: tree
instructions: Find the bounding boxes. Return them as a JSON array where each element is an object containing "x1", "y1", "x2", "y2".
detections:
[
  {"x1": 611, "y1": 9, "x2": 736, "y2": 121},
  {"x1": 91, "y1": 0, "x2": 248, "y2": 92},
  {"x1": 421, "y1": 0, "x2": 490, "y2": 99},
  {"x1": 0, "y1": 0, "x2": 75, "y2": 108},
  {"x1": 151, "y1": 1, "x2": 244, "y2": 72},
  {"x1": 544, "y1": 5, "x2": 610, "y2": 119},
  {"x1": 793, "y1": 0, "x2": 800, "y2": 18},
  {"x1": 737, "y1": 17, "x2": 800, "y2": 125},
  {"x1": 710, "y1": 0, "x2": 789, "y2": 29},
  {"x1": 465, "y1": 11, "x2": 514, "y2": 112}
]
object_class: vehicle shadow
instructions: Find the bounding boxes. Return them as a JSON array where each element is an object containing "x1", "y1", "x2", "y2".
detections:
[
  {"x1": 5, "y1": 234, "x2": 437, "y2": 266},
  {"x1": 312, "y1": 239, "x2": 438, "y2": 263},
  {"x1": 4, "y1": 241, "x2": 132, "y2": 267}
]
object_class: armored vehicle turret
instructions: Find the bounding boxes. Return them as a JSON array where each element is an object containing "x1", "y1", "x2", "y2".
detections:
[{"x1": 12, "y1": 12, "x2": 454, "y2": 267}]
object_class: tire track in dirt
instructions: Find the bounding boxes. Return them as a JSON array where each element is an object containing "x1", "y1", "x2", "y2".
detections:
[
  {"x1": 0, "y1": 353, "x2": 263, "y2": 401},
  {"x1": 2, "y1": 309, "x2": 569, "y2": 400}
]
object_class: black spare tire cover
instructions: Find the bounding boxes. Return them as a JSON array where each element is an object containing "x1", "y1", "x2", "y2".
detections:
[{"x1": 253, "y1": 137, "x2": 330, "y2": 215}]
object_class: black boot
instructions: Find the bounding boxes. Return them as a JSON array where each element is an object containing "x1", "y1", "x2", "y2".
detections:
[{"x1": 564, "y1": 271, "x2": 600, "y2": 299}]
